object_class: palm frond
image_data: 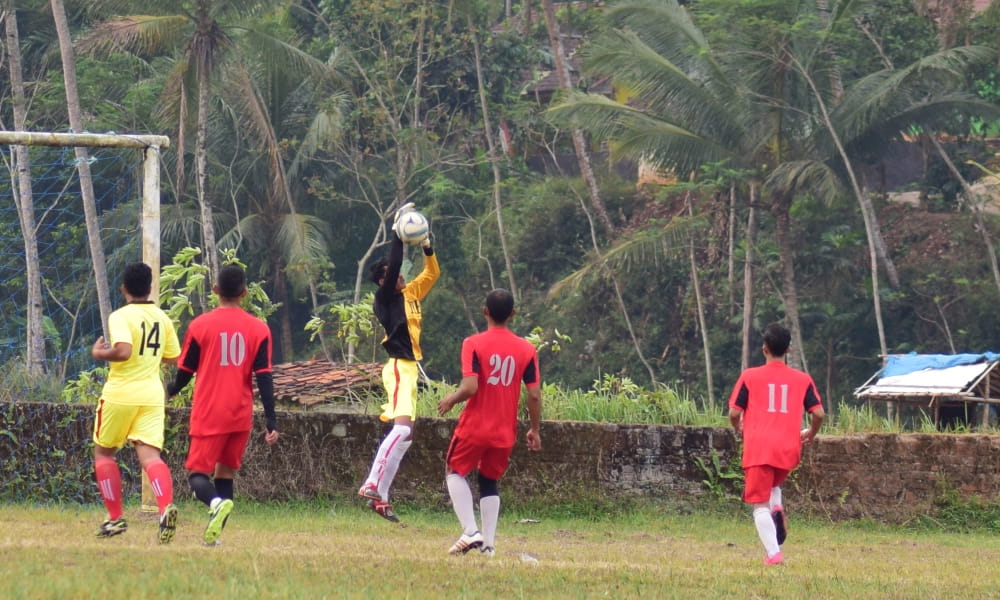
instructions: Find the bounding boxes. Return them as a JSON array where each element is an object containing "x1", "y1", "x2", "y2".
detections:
[
  {"x1": 549, "y1": 215, "x2": 706, "y2": 298},
  {"x1": 764, "y1": 160, "x2": 841, "y2": 204},
  {"x1": 77, "y1": 15, "x2": 192, "y2": 57},
  {"x1": 832, "y1": 45, "x2": 997, "y2": 146}
]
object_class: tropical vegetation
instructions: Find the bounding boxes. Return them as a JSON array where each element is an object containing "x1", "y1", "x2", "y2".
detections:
[{"x1": 1, "y1": 0, "x2": 1000, "y2": 419}]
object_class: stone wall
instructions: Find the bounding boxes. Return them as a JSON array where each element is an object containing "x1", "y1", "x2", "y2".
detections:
[{"x1": 5, "y1": 402, "x2": 1000, "y2": 521}]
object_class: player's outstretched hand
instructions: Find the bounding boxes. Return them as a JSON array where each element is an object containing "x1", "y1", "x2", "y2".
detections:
[{"x1": 421, "y1": 236, "x2": 432, "y2": 249}]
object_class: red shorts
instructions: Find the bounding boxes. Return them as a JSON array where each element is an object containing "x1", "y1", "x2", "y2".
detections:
[
  {"x1": 185, "y1": 431, "x2": 251, "y2": 474},
  {"x1": 445, "y1": 435, "x2": 512, "y2": 480},
  {"x1": 743, "y1": 465, "x2": 790, "y2": 504}
]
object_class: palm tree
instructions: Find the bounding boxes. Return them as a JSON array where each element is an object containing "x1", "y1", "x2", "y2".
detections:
[
  {"x1": 549, "y1": 0, "x2": 997, "y2": 371},
  {"x1": 81, "y1": 0, "x2": 333, "y2": 284}
]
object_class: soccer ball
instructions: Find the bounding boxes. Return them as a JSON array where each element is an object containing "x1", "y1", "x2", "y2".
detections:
[{"x1": 395, "y1": 210, "x2": 430, "y2": 245}]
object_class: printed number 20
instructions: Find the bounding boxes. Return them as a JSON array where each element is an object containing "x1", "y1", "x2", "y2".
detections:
[
  {"x1": 767, "y1": 383, "x2": 789, "y2": 413},
  {"x1": 487, "y1": 354, "x2": 515, "y2": 386}
]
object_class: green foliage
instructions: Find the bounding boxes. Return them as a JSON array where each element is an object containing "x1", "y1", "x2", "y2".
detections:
[
  {"x1": 692, "y1": 448, "x2": 743, "y2": 504},
  {"x1": 304, "y1": 292, "x2": 379, "y2": 363},
  {"x1": 60, "y1": 366, "x2": 107, "y2": 404},
  {"x1": 907, "y1": 479, "x2": 1000, "y2": 533},
  {"x1": 0, "y1": 358, "x2": 65, "y2": 403}
]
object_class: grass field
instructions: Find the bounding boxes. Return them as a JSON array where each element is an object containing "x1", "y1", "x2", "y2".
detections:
[{"x1": 3, "y1": 500, "x2": 1000, "y2": 599}]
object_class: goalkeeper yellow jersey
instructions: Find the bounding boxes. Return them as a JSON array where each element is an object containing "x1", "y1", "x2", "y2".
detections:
[{"x1": 99, "y1": 301, "x2": 180, "y2": 406}]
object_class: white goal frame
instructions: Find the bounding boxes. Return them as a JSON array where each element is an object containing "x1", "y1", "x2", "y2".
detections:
[{"x1": 0, "y1": 130, "x2": 170, "y2": 294}]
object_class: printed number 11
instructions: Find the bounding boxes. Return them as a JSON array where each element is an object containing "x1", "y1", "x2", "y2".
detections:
[{"x1": 767, "y1": 383, "x2": 789, "y2": 413}]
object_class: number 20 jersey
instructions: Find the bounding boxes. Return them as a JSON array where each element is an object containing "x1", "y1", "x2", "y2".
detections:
[
  {"x1": 452, "y1": 327, "x2": 540, "y2": 448},
  {"x1": 177, "y1": 306, "x2": 273, "y2": 436}
]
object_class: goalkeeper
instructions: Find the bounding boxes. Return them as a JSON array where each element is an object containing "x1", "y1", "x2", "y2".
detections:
[{"x1": 357, "y1": 203, "x2": 439, "y2": 523}]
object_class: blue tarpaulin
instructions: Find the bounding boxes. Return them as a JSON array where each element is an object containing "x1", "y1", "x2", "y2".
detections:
[{"x1": 881, "y1": 352, "x2": 1000, "y2": 378}]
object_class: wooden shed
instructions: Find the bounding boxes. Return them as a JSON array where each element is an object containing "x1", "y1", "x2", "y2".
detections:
[{"x1": 854, "y1": 353, "x2": 1000, "y2": 428}]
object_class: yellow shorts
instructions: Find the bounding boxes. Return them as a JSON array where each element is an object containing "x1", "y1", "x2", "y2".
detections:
[
  {"x1": 92, "y1": 399, "x2": 165, "y2": 451},
  {"x1": 380, "y1": 358, "x2": 419, "y2": 421}
]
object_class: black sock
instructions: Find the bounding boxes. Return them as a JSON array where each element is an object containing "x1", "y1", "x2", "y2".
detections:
[
  {"x1": 189, "y1": 473, "x2": 217, "y2": 507},
  {"x1": 215, "y1": 478, "x2": 234, "y2": 500}
]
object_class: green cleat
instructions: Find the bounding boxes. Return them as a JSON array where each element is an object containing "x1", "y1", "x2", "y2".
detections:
[
  {"x1": 96, "y1": 517, "x2": 128, "y2": 538},
  {"x1": 158, "y1": 504, "x2": 178, "y2": 544},
  {"x1": 204, "y1": 499, "x2": 234, "y2": 545}
]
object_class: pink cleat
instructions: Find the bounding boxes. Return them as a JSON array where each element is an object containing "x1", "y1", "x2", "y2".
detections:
[{"x1": 764, "y1": 551, "x2": 784, "y2": 565}]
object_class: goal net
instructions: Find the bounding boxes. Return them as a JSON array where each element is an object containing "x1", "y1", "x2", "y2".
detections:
[{"x1": 0, "y1": 131, "x2": 167, "y2": 391}]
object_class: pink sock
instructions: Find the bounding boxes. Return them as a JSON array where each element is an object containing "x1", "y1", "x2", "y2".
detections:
[
  {"x1": 95, "y1": 457, "x2": 123, "y2": 520},
  {"x1": 144, "y1": 459, "x2": 174, "y2": 512}
]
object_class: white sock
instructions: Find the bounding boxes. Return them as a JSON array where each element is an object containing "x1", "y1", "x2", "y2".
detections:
[
  {"x1": 446, "y1": 473, "x2": 479, "y2": 535},
  {"x1": 480, "y1": 495, "x2": 500, "y2": 548},
  {"x1": 769, "y1": 487, "x2": 783, "y2": 510},
  {"x1": 377, "y1": 438, "x2": 412, "y2": 501},
  {"x1": 364, "y1": 425, "x2": 411, "y2": 500},
  {"x1": 753, "y1": 506, "x2": 781, "y2": 557}
]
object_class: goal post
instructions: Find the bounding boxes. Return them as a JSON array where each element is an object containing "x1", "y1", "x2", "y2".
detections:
[
  {"x1": 0, "y1": 131, "x2": 169, "y2": 293},
  {"x1": 0, "y1": 130, "x2": 169, "y2": 512}
]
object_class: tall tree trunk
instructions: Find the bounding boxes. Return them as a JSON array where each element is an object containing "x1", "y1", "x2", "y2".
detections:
[
  {"x1": 50, "y1": 0, "x2": 112, "y2": 337},
  {"x1": 727, "y1": 182, "x2": 737, "y2": 319},
  {"x1": 4, "y1": 5, "x2": 46, "y2": 374},
  {"x1": 470, "y1": 16, "x2": 519, "y2": 300},
  {"x1": 195, "y1": 61, "x2": 219, "y2": 285},
  {"x1": 541, "y1": 0, "x2": 614, "y2": 234},
  {"x1": 686, "y1": 192, "x2": 713, "y2": 404},
  {"x1": 741, "y1": 184, "x2": 759, "y2": 370},
  {"x1": 772, "y1": 199, "x2": 808, "y2": 372}
]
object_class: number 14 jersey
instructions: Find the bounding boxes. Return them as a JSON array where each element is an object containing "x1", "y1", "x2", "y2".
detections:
[{"x1": 453, "y1": 327, "x2": 541, "y2": 448}]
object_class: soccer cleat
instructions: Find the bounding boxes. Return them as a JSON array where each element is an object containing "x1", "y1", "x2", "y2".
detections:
[
  {"x1": 366, "y1": 498, "x2": 400, "y2": 523},
  {"x1": 772, "y1": 505, "x2": 788, "y2": 545},
  {"x1": 448, "y1": 531, "x2": 484, "y2": 555},
  {"x1": 358, "y1": 482, "x2": 381, "y2": 501},
  {"x1": 96, "y1": 517, "x2": 128, "y2": 538},
  {"x1": 158, "y1": 504, "x2": 178, "y2": 544},
  {"x1": 764, "y1": 551, "x2": 784, "y2": 565},
  {"x1": 204, "y1": 498, "x2": 234, "y2": 545},
  {"x1": 480, "y1": 546, "x2": 496, "y2": 558}
]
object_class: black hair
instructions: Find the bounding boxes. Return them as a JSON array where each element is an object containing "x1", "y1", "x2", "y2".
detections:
[
  {"x1": 485, "y1": 288, "x2": 515, "y2": 323},
  {"x1": 122, "y1": 262, "x2": 152, "y2": 298},
  {"x1": 217, "y1": 265, "x2": 247, "y2": 299},
  {"x1": 369, "y1": 256, "x2": 389, "y2": 284},
  {"x1": 762, "y1": 323, "x2": 791, "y2": 357}
]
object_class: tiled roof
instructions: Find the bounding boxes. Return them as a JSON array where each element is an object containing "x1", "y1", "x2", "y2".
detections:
[{"x1": 271, "y1": 360, "x2": 382, "y2": 407}]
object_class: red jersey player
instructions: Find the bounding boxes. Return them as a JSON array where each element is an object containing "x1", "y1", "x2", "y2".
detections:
[
  {"x1": 167, "y1": 265, "x2": 279, "y2": 545},
  {"x1": 437, "y1": 288, "x2": 542, "y2": 557},
  {"x1": 728, "y1": 323, "x2": 824, "y2": 565}
]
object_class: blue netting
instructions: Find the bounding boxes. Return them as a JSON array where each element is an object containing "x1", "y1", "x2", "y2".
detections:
[{"x1": 0, "y1": 145, "x2": 140, "y2": 381}]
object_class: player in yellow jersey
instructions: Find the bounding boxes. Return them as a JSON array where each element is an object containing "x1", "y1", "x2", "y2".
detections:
[
  {"x1": 91, "y1": 262, "x2": 181, "y2": 543},
  {"x1": 358, "y1": 203, "x2": 439, "y2": 522}
]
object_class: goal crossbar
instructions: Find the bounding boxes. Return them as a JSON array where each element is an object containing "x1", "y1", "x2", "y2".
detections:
[{"x1": 0, "y1": 130, "x2": 170, "y2": 295}]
